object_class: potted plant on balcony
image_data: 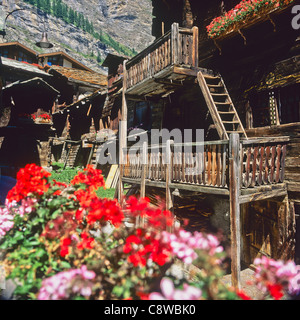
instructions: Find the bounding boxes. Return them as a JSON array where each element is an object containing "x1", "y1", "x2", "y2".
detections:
[
  {"x1": 206, "y1": 0, "x2": 295, "y2": 40},
  {"x1": 32, "y1": 113, "x2": 52, "y2": 125}
]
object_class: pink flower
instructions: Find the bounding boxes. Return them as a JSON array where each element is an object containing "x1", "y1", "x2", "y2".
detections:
[
  {"x1": 0, "y1": 207, "x2": 14, "y2": 238},
  {"x1": 254, "y1": 256, "x2": 300, "y2": 298},
  {"x1": 38, "y1": 265, "x2": 96, "y2": 300},
  {"x1": 18, "y1": 198, "x2": 37, "y2": 217},
  {"x1": 161, "y1": 230, "x2": 223, "y2": 264},
  {"x1": 149, "y1": 278, "x2": 202, "y2": 300}
]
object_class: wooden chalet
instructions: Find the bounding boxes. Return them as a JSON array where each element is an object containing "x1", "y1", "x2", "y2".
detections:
[
  {"x1": 0, "y1": 77, "x2": 59, "y2": 178},
  {"x1": 0, "y1": 41, "x2": 108, "y2": 178},
  {"x1": 50, "y1": 88, "x2": 108, "y2": 169},
  {"x1": 111, "y1": 0, "x2": 300, "y2": 288}
]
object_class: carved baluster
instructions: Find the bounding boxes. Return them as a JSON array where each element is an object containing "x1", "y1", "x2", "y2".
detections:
[
  {"x1": 257, "y1": 146, "x2": 264, "y2": 186},
  {"x1": 275, "y1": 145, "x2": 282, "y2": 183},
  {"x1": 207, "y1": 145, "x2": 212, "y2": 185},
  {"x1": 270, "y1": 145, "x2": 276, "y2": 183},
  {"x1": 280, "y1": 144, "x2": 286, "y2": 183},
  {"x1": 264, "y1": 146, "x2": 270, "y2": 184}
]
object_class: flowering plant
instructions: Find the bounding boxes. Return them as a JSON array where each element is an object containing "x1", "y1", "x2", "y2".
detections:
[
  {"x1": 206, "y1": 0, "x2": 295, "y2": 39},
  {"x1": 1, "y1": 164, "x2": 300, "y2": 300},
  {"x1": 31, "y1": 113, "x2": 51, "y2": 123}
]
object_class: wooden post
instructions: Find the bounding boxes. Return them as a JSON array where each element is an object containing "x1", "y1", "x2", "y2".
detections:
[
  {"x1": 165, "y1": 140, "x2": 173, "y2": 210},
  {"x1": 171, "y1": 23, "x2": 179, "y2": 65},
  {"x1": 118, "y1": 60, "x2": 128, "y2": 204},
  {"x1": 87, "y1": 143, "x2": 96, "y2": 166},
  {"x1": 140, "y1": 141, "x2": 147, "y2": 198},
  {"x1": 229, "y1": 133, "x2": 241, "y2": 289},
  {"x1": 192, "y1": 26, "x2": 199, "y2": 68}
]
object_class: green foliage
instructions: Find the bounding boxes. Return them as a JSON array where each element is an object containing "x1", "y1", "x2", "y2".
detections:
[
  {"x1": 0, "y1": 193, "x2": 73, "y2": 298},
  {"x1": 50, "y1": 163, "x2": 115, "y2": 199},
  {"x1": 50, "y1": 163, "x2": 80, "y2": 184}
]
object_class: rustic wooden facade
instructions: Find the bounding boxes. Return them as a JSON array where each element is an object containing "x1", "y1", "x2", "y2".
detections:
[{"x1": 112, "y1": 0, "x2": 300, "y2": 288}]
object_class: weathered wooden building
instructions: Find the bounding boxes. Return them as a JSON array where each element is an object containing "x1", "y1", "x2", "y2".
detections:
[
  {"x1": 0, "y1": 76, "x2": 59, "y2": 177},
  {"x1": 112, "y1": 0, "x2": 300, "y2": 288},
  {"x1": 0, "y1": 39, "x2": 108, "y2": 173}
]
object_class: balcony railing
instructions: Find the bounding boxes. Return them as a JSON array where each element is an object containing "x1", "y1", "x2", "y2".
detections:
[
  {"x1": 125, "y1": 23, "x2": 199, "y2": 91},
  {"x1": 240, "y1": 137, "x2": 287, "y2": 188},
  {"x1": 121, "y1": 136, "x2": 289, "y2": 192}
]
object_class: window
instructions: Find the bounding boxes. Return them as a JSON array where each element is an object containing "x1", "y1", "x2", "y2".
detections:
[
  {"x1": 249, "y1": 84, "x2": 300, "y2": 127},
  {"x1": 0, "y1": 48, "x2": 9, "y2": 58},
  {"x1": 277, "y1": 84, "x2": 300, "y2": 124},
  {"x1": 133, "y1": 101, "x2": 152, "y2": 131},
  {"x1": 47, "y1": 56, "x2": 64, "y2": 66},
  {"x1": 17, "y1": 51, "x2": 33, "y2": 63}
]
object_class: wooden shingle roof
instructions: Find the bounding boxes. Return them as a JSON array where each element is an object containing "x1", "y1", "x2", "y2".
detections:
[{"x1": 49, "y1": 65, "x2": 107, "y2": 88}]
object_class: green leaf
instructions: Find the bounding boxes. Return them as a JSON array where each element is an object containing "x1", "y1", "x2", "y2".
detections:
[
  {"x1": 60, "y1": 261, "x2": 72, "y2": 269},
  {"x1": 112, "y1": 285, "x2": 124, "y2": 297},
  {"x1": 35, "y1": 248, "x2": 46, "y2": 258}
]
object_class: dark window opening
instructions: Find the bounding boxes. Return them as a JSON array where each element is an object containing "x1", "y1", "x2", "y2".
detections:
[
  {"x1": 249, "y1": 84, "x2": 300, "y2": 127},
  {"x1": 48, "y1": 56, "x2": 64, "y2": 67},
  {"x1": 132, "y1": 101, "x2": 152, "y2": 131}
]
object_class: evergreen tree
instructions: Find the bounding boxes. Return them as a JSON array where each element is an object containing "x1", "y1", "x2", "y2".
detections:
[
  {"x1": 96, "y1": 51, "x2": 102, "y2": 63},
  {"x1": 68, "y1": 8, "x2": 75, "y2": 25},
  {"x1": 74, "y1": 11, "x2": 79, "y2": 27},
  {"x1": 56, "y1": 1, "x2": 63, "y2": 19}
]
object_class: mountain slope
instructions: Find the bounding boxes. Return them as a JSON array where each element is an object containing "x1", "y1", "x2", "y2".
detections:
[{"x1": 1, "y1": 0, "x2": 154, "y2": 73}]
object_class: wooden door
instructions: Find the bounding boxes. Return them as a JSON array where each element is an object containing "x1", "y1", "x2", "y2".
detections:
[{"x1": 242, "y1": 201, "x2": 279, "y2": 265}]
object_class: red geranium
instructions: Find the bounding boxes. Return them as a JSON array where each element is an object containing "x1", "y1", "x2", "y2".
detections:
[
  {"x1": 126, "y1": 196, "x2": 174, "y2": 229},
  {"x1": 236, "y1": 290, "x2": 252, "y2": 300},
  {"x1": 86, "y1": 197, "x2": 124, "y2": 227},
  {"x1": 6, "y1": 164, "x2": 51, "y2": 202},
  {"x1": 71, "y1": 165, "x2": 105, "y2": 191},
  {"x1": 267, "y1": 283, "x2": 284, "y2": 300},
  {"x1": 77, "y1": 232, "x2": 94, "y2": 250},
  {"x1": 60, "y1": 237, "x2": 72, "y2": 257},
  {"x1": 123, "y1": 228, "x2": 172, "y2": 267}
]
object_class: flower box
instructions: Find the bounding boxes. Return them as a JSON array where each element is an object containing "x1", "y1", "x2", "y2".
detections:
[
  {"x1": 206, "y1": 0, "x2": 295, "y2": 40},
  {"x1": 32, "y1": 113, "x2": 53, "y2": 125}
]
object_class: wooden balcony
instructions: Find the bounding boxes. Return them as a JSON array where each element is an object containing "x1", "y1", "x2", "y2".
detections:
[
  {"x1": 120, "y1": 135, "x2": 289, "y2": 200},
  {"x1": 124, "y1": 23, "x2": 199, "y2": 97}
]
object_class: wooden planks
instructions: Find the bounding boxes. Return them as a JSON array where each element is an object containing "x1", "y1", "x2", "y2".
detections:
[
  {"x1": 126, "y1": 23, "x2": 198, "y2": 92},
  {"x1": 241, "y1": 141, "x2": 288, "y2": 188},
  {"x1": 229, "y1": 133, "x2": 241, "y2": 290},
  {"x1": 122, "y1": 141, "x2": 229, "y2": 189},
  {"x1": 122, "y1": 138, "x2": 288, "y2": 198}
]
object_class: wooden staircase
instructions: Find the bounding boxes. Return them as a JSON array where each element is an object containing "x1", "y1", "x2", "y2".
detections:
[
  {"x1": 64, "y1": 144, "x2": 81, "y2": 169},
  {"x1": 197, "y1": 71, "x2": 248, "y2": 140}
]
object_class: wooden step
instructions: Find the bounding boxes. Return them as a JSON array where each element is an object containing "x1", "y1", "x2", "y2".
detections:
[
  {"x1": 215, "y1": 102, "x2": 231, "y2": 105},
  {"x1": 218, "y1": 111, "x2": 236, "y2": 114},
  {"x1": 223, "y1": 120, "x2": 240, "y2": 124},
  {"x1": 211, "y1": 93, "x2": 228, "y2": 97},
  {"x1": 203, "y1": 75, "x2": 220, "y2": 80},
  {"x1": 227, "y1": 130, "x2": 244, "y2": 134},
  {"x1": 207, "y1": 84, "x2": 223, "y2": 88},
  {"x1": 197, "y1": 70, "x2": 248, "y2": 140}
]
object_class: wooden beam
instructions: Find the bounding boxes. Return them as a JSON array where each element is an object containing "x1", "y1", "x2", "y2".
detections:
[
  {"x1": 239, "y1": 183, "x2": 287, "y2": 204},
  {"x1": 121, "y1": 177, "x2": 230, "y2": 195},
  {"x1": 140, "y1": 141, "x2": 147, "y2": 198},
  {"x1": 229, "y1": 133, "x2": 241, "y2": 290},
  {"x1": 118, "y1": 59, "x2": 128, "y2": 204},
  {"x1": 87, "y1": 143, "x2": 96, "y2": 166},
  {"x1": 192, "y1": 26, "x2": 199, "y2": 68},
  {"x1": 165, "y1": 140, "x2": 173, "y2": 210},
  {"x1": 173, "y1": 66, "x2": 198, "y2": 77},
  {"x1": 171, "y1": 23, "x2": 179, "y2": 65}
]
